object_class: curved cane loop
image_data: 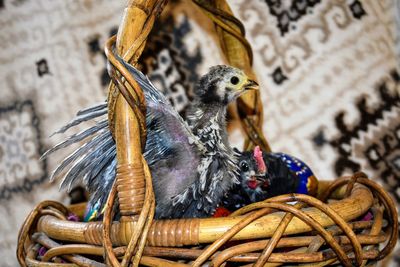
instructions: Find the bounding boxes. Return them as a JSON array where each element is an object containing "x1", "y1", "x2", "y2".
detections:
[
  {"x1": 226, "y1": 190, "x2": 367, "y2": 266},
  {"x1": 106, "y1": 0, "x2": 166, "y2": 137},
  {"x1": 121, "y1": 0, "x2": 167, "y2": 66},
  {"x1": 345, "y1": 172, "x2": 367, "y2": 198},
  {"x1": 131, "y1": 200, "x2": 155, "y2": 266},
  {"x1": 192, "y1": 0, "x2": 246, "y2": 36},
  {"x1": 38, "y1": 209, "x2": 67, "y2": 221},
  {"x1": 359, "y1": 205, "x2": 384, "y2": 267},
  {"x1": 317, "y1": 175, "x2": 398, "y2": 262},
  {"x1": 17, "y1": 201, "x2": 69, "y2": 267},
  {"x1": 201, "y1": 202, "x2": 353, "y2": 267},
  {"x1": 357, "y1": 179, "x2": 398, "y2": 260},
  {"x1": 107, "y1": 3, "x2": 162, "y2": 122},
  {"x1": 32, "y1": 233, "x2": 105, "y2": 267},
  {"x1": 193, "y1": 206, "x2": 278, "y2": 267},
  {"x1": 111, "y1": 73, "x2": 147, "y2": 142},
  {"x1": 226, "y1": 192, "x2": 363, "y2": 266},
  {"x1": 105, "y1": 40, "x2": 147, "y2": 149},
  {"x1": 193, "y1": 0, "x2": 270, "y2": 152},
  {"x1": 319, "y1": 176, "x2": 353, "y2": 203},
  {"x1": 101, "y1": 1, "x2": 167, "y2": 266},
  {"x1": 25, "y1": 243, "x2": 77, "y2": 267},
  {"x1": 274, "y1": 194, "x2": 363, "y2": 266},
  {"x1": 101, "y1": 159, "x2": 156, "y2": 267},
  {"x1": 102, "y1": 178, "x2": 119, "y2": 267},
  {"x1": 211, "y1": 225, "x2": 384, "y2": 267},
  {"x1": 41, "y1": 244, "x2": 110, "y2": 263},
  {"x1": 121, "y1": 156, "x2": 155, "y2": 267},
  {"x1": 18, "y1": 201, "x2": 107, "y2": 267},
  {"x1": 192, "y1": 0, "x2": 253, "y2": 64},
  {"x1": 253, "y1": 202, "x2": 305, "y2": 267}
]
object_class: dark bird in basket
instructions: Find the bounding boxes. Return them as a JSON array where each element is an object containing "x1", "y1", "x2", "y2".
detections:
[
  {"x1": 42, "y1": 57, "x2": 259, "y2": 220},
  {"x1": 219, "y1": 146, "x2": 318, "y2": 213}
]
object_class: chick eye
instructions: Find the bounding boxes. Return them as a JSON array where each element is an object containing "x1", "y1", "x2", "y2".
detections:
[
  {"x1": 240, "y1": 161, "x2": 249, "y2": 172},
  {"x1": 230, "y1": 76, "x2": 239, "y2": 85}
]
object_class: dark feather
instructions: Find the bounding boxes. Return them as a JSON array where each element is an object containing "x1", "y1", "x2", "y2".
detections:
[
  {"x1": 50, "y1": 109, "x2": 107, "y2": 136},
  {"x1": 76, "y1": 102, "x2": 108, "y2": 116},
  {"x1": 50, "y1": 129, "x2": 109, "y2": 183},
  {"x1": 60, "y1": 134, "x2": 115, "y2": 192},
  {"x1": 41, "y1": 119, "x2": 108, "y2": 160}
]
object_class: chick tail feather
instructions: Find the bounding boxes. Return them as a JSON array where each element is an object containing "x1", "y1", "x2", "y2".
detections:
[{"x1": 44, "y1": 101, "x2": 117, "y2": 221}]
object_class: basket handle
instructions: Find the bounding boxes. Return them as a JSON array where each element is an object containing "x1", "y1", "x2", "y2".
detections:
[{"x1": 103, "y1": 1, "x2": 166, "y2": 266}]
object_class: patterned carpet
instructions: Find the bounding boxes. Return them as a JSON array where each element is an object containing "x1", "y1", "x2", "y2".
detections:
[{"x1": 0, "y1": 0, "x2": 399, "y2": 266}]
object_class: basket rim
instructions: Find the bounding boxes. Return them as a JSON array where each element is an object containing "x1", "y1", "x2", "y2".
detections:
[{"x1": 35, "y1": 179, "x2": 373, "y2": 246}]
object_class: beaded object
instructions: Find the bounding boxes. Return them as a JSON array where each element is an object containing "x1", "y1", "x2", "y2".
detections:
[{"x1": 271, "y1": 152, "x2": 318, "y2": 196}]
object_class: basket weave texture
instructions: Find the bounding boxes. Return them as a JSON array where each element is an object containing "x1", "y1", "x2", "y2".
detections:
[{"x1": 17, "y1": 0, "x2": 398, "y2": 266}]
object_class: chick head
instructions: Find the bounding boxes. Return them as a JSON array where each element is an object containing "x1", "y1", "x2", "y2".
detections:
[
  {"x1": 195, "y1": 65, "x2": 258, "y2": 105},
  {"x1": 238, "y1": 150, "x2": 270, "y2": 202}
]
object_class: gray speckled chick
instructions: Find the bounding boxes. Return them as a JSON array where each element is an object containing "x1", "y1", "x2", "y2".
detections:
[{"x1": 43, "y1": 59, "x2": 258, "y2": 220}]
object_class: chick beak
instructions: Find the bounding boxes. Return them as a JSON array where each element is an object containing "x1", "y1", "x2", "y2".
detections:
[{"x1": 244, "y1": 79, "x2": 259, "y2": 90}]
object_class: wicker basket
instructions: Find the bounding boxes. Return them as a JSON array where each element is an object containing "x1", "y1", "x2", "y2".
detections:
[{"x1": 17, "y1": 1, "x2": 398, "y2": 266}]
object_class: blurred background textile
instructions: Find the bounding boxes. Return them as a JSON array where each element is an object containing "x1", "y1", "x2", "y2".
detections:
[{"x1": 0, "y1": 0, "x2": 399, "y2": 265}]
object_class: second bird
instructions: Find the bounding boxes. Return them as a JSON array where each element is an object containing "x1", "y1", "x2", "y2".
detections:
[{"x1": 220, "y1": 146, "x2": 318, "y2": 212}]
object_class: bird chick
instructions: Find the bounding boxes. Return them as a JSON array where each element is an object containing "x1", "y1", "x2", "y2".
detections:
[
  {"x1": 44, "y1": 60, "x2": 259, "y2": 220},
  {"x1": 220, "y1": 146, "x2": 318, "y2": 212},
  {"x1": 153, "y1": 65, "x2": 259, "y2": 218}
]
